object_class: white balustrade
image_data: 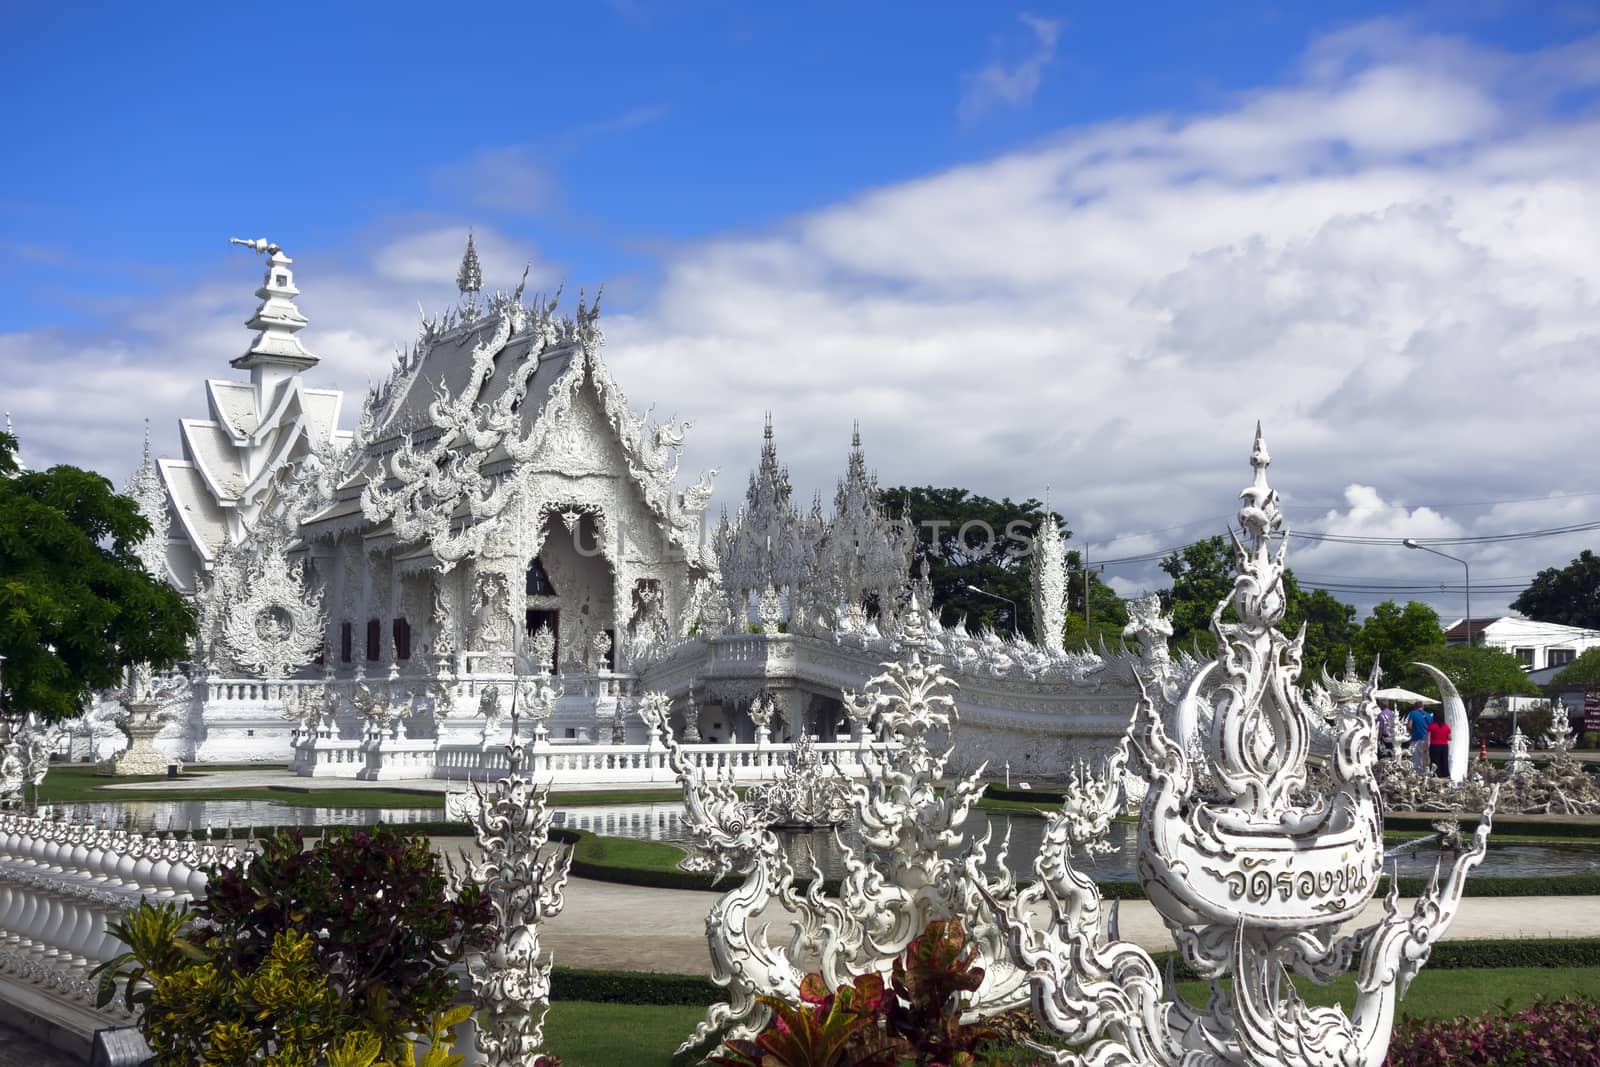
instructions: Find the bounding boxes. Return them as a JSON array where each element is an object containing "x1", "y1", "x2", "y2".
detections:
[
  {"x1": 408, "y1": 738, "x2": 893, "y2": 786},
  {"x1": 0, "y1": 811, "x2": 250, "y2": 1030}
]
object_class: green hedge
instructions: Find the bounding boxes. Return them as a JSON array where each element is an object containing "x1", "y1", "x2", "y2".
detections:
[
  {"x1": 1383, "y1": 814, "x2": 1600, "y2": 841},
  {"x1": 550, "y1": 966, "x2": 722, "y2": 1006}
]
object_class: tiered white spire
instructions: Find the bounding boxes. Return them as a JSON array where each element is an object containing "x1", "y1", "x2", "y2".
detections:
[
  {"x1": 1029, "y1": 489, "x2": 1067, "y2": 655},
  {"x1": 126, "y1": 420, "x2": 170, "y2": 579},
  {"x1": 457, "y1": 230, "x2": 483, "y2": 303},
  {"x1": 229, "y1": 237, "x2": 318, "y2": 392}
]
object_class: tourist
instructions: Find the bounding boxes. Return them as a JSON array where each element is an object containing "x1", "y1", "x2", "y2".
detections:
[
  {"x1": 1428, "y1": 710, "x2": 1452, "y2": 779},
  {"x1": 1405, "y1": 706, "x2": 1431, "y2": 771}
]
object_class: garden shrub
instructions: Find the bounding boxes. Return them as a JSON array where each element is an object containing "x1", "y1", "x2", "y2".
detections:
[
  {"x1": 1385, "y1": 994, "x2": 1600, "y2": 1066},
  {"x1": 710, "y1": 918, "x2": 1041, "y2": 1067},
  {"x1": 95, "y1": 825, "x2": 494, "y2": 1065}
]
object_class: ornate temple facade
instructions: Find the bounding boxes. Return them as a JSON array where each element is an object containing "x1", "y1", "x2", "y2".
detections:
[{"x1": 116, "y1": 237, "x2": 1182, "y2": 778}]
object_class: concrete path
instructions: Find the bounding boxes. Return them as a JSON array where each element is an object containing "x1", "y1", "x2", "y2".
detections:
[{"x1": 530, "y1": 873, "x2": 1600, "y2": 975}]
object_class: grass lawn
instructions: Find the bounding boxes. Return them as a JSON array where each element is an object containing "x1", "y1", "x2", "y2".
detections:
[{"x1": 541, "y1": 967, "x2": 1600, "y2": 1066}]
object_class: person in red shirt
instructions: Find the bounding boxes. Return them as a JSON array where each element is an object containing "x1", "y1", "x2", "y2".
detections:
[{"x1": 1427, "y1": 712, "x2": 1452, "y2": 779}]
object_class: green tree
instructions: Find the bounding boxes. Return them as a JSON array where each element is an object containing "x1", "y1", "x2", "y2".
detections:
[
  {"x1": 1280, "y1": 578, "x2": 1358, "y2": 680},
  {"x1": 879, "y1": 486, "x2": 1062, "y2": 639},
  {"x1": 1353, "y1": 600, "x2": 1444, "y2": 679},
  {"x1": 1402, "y1": 644, "x2": 1541, "y2": 722},
  {"x1": 1550, "y1": 647, "x2": 1600, "y2": 692},
  {"x1": 1061, "y1": 548, "x2": 1130, "y2": 651},
  {"x1": 0, "y1": 432, "x2": 195, "y2": 723},
  {"x1": 1157, "y1": 535, "x2": 1355, "y2": 672},
  {"x1": 1511, "y1": 549, "x2": 1600, "y2": 630},
  {"x1": 1159, "y1": 536, "x2": 1235, "y2": 654}
]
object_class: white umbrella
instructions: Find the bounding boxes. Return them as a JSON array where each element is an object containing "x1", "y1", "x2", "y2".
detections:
[{"x1": 1373, "y1": 686, "x2": 1439, "y2": 706}]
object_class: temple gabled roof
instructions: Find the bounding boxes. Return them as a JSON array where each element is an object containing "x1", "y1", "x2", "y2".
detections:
[
  {"x1": 344, "y1": 246, "x2": 715, "y2": 572},
  {"x1": 146, "y1": 241, "x2": 350, "y2": 573},
  {"x1": 368, "y1": 312, "x2": 578, "y2": 446}
]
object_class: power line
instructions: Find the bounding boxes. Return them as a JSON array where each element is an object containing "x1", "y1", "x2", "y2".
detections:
[{"x1": 1094, "y1": 520, "x2": 1600, "y2": 569}]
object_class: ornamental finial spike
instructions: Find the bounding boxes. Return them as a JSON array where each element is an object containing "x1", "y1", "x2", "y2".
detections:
[
  {"x1": 1238, "y1": 423, "x2": 1281, "y2": 548},
  {"x1": 229, "y1": 237, "x2": 281, "y2": 256},
  {"x1": 456, "y1": 229, "x2": 483, "y2": 299}
]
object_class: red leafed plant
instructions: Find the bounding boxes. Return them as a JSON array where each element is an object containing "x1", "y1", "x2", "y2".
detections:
[
  {"x1": 712, "y1": 918, "x2": 1006, "y2": 1067},
  {"x1": 1385, "y1": 995, "x2": 1600, "y2": 1066},
  {"x1": 709, "y1": 971, "x2": 898, "y2": 1067}
]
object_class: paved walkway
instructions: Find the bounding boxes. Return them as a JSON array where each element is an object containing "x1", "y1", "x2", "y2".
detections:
[
  {"x1": 512, "y1": 864, "x2": 1600, "y2": 974},
  {"x1": 0, "y1": 1024, "x2": 77, "y2": 1067}
]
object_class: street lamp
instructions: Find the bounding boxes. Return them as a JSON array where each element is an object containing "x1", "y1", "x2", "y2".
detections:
[
  {"x1": 1403, "y1": 539, "x2": 1471, "y2": 647},
  {"x1": 964, "y1": 584, "x2": 1019, "y2": 638}
]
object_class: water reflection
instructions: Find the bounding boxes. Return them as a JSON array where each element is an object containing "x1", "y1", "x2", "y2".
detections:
[
  {"x1": 35, "y1": 800, "x2": 441, "y2": 833},
  {"x1": 31, "y1": 798, "x2": 1600, "y2": 883}
]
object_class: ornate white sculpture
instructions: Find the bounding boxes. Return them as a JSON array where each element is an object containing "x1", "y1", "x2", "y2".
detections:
[
  {"x1": 126, "y1": 423, "x2": 171, "y2": 581},
  {"x1": 0, "y1": 742, "x2": 22, "y2": 809},
  {"x1": 650, "y1": 598, "x2": 1029, "y2": 1055},
  {"x1": 743, "y1": 734, "x2": 852, "y2": 828},
  {"x1": 1030, "y1": 498, "x2": 1068, "y2": 656},
  {"x1": 102, "y1": 665, "x2": 189, "y2": 776},
  {"x1": 987, "y1": 427, "x2": 1497, "y2": 1067},
  {"x1": 747, "y1": 690, "x2": 775, "y2": 742},
  {"x1": 450, "y1": 710, "x2": 570, "y2": 1067},
  {"x1": 216, "y1": 531, "x2": 326, "y2": 680},
  {"x1": 528, "y1": 623, "x2": 557, "y2": 677},
  {"x1": 1545, "y1": 701, "x2": 1577, "y2": 754},
  {"x1": 1508, "y1": 727, "x2": 1533, "y2": 776}
]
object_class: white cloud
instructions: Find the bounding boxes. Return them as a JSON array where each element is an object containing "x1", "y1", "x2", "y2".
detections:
[
  {"x1": 6, "y1": 20, "x2": 1600, "y2": 625},
  {"x1": 960, "y1": 13, "x2": 1063, "y2": 121}
]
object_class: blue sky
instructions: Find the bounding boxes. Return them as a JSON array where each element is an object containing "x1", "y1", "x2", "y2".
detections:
[
  {"x1": 4, "y1": 3, "x2": 1600, "y2": 621},
  {"x1": 7, "y1": 2, "x2": 1588, "y2": 327}
]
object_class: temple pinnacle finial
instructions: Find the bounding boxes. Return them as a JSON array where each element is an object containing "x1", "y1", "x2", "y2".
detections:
[
  {"x1": 230, "y1": 237, "x2": 316, "y2": 381},
  {"x1": 763, "y1": 412, "x2": 773, "y2": 441},
  {"x1": 230, "y1": 237, "x2": 281, "y2": 256},
  {"x1": 457, "y1": 230, "x2": 483, "y2": 300},
  {"x1": 851, "y1": 419, "x2": 861, "y2": 449}
]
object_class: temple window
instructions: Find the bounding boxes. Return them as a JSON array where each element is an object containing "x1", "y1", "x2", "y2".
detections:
[
  {"x1": 340, "y1": 622, "x2": 352, "y2": 663},
  {"x1": 393, "y1": 617, "x2": 412, "y2": 660},
  {"x1": 366, "y1": 619, "x2": 381, "y2": 661}
]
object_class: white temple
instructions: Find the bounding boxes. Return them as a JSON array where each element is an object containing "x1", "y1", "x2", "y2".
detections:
[{"x1": 116, "y1": 237, "x2": 1188, "y2": 779}]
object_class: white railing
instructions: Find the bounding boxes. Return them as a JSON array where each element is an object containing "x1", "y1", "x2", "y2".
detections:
[
  {"x1": 0, "y1": 812, "x2": 248, "y2": 1033},
  {"x1": 428, "y1": 738, "x2": 888, "y2": 785}
]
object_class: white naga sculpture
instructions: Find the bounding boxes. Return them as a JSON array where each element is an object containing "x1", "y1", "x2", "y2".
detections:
[
  {"x1": 988, "y1": 427, "x2": 1497, "y2": 1067},
  {"x1": 647, "y1": 600, "x2": 1036, "y2": 1054}
]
